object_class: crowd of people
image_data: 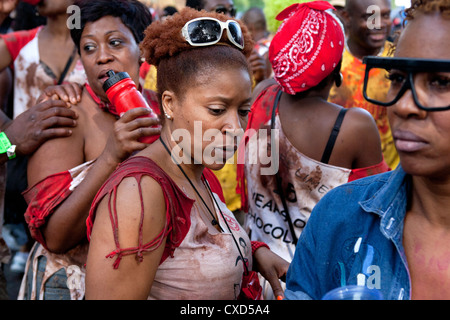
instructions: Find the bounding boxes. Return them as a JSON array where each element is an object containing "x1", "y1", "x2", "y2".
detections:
[{"x1": 0, "y1": 0, "x2": 448, "y2": 301}]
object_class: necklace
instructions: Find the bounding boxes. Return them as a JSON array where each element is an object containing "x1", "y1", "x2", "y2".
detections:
[
  {"x1": 159, "y1": 137, "x2": 224, "y2": 232},
  {"x1": 160, "y1": 137, "x2": 251, "y2": 275}
]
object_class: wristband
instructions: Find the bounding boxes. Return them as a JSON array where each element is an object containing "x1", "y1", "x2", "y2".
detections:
[
  {"x1": 251, "y1": 241, "x2": 270, "y2": 256},
  {"x1": 0, "y1": 132, "x2": 16, "y2": 160}
]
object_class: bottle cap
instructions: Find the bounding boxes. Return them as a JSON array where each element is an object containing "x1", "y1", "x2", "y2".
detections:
[{"x1": 102, "y1": 70, "x2": 131, "y2": 92}]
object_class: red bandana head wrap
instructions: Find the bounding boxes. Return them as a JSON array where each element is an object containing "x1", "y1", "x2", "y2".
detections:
[{"x1": 269, "y1": 1, "x2": 345, "y2": 95}]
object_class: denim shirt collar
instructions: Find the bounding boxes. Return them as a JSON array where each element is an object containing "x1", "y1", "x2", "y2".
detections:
[
  {"x1": 358, "y1": 166, "x2": 412, "y2": 299},
  {"x1": 359, "y1": 166, "x2": 409, "y2": 241}
]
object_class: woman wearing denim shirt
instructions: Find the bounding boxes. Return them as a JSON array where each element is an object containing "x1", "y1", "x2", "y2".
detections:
[{"x1": 285, "y1": 0, "x2": 450, "y2": 300}]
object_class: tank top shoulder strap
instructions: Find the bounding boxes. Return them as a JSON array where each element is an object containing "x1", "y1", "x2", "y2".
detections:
[{"x1": 320, "y1": 108, "x2": 348, "y2": 164}]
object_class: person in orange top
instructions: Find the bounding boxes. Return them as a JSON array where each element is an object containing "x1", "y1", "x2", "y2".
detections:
[{"x1": 328, "y1": 0, "x2": 399, "y2": 170}]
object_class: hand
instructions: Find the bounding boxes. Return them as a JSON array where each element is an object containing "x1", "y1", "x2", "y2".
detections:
[
  {"x1": 37, "y1": 82, "x2": 83, "y2": 106},
  {"x1": 4, "y1": 99, "x2": 78, "y2": 156},
  {"x1": 252, "y1": 247, "x2": 290, "y2": 299},
  {"x1": 248, "y1": 49, "x2": 268, "y2": 84},
  {"x1": 102, "y1": 107, "x2": 161, "y2": 164}
]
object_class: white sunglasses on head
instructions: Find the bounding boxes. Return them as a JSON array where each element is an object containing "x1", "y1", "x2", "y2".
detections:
[{"x1": 181, "y1": 17, "x2": 244, "y2": 50}]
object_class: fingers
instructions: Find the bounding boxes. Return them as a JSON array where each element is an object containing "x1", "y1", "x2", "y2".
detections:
[
  {"x1": 248, "y1": 49, "x2": 265, "y2": 64},
  {"x1": 41, "y1": 83, "x2": 83, "y2": 105},
  {"x1": 36, "y1": 99, "x2": 79, "y2": 122},
  {"x1": 117, "y1": 107, "x2": 161, "y2": 133},
  {"x1": 119, "y1": 107, "x2": 158, "y2": 122},
  {"x1": 29, "y1": 100, "x2": 79, "y2": 140},
  {"x1": 116, "y1": 116, "x2": 161, "y2": 143},
  {"x1": 35, "y1": 127, "x2": 74, "y2": 141},
  {"x1": 271, "y1": 283, "x2": 285, "y2": 300},
  {"x1": 40, "y1": 114, "x2": 78, "y2": 130},
  {"x1": 108, "y1": 108, "x2": 161, "y2": 161}
]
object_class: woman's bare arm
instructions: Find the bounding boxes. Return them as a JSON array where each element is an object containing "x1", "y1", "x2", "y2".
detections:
[{"x1": 85, "y1": 175, "x2": 167, "y2": 300}]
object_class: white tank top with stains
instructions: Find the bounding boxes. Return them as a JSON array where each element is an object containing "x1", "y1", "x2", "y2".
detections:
[
  {"x1": 12, "y1": 28, "x2": 86, "y2": 117},
  {"x1": 244, "y1": 115, "x2": 351, "y2": 262}
]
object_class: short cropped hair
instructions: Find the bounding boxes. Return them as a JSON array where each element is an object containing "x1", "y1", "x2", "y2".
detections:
[{"x1": 70, "y1": 0, "x2": 152, "y2": 53}]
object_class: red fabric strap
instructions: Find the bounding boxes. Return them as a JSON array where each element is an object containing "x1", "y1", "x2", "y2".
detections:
[
  {"x1": 85, "y1": 83, "x2": 119, "y2": 117},
  {"x1": 348, "y1": 158, "x2": 390, "y2": 182},
  {"x1": 251, "y1": 241, "x2": 270, "y2": 256}
]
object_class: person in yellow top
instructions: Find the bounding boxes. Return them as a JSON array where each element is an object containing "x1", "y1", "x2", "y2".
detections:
[{"x1": 328, "y1": 0, "x2": 399, "y2": 170}]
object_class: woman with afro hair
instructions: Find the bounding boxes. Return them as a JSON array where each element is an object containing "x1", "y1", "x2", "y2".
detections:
[{"x1": 85, "y1": 7, "x2": 289, "y2": 300}]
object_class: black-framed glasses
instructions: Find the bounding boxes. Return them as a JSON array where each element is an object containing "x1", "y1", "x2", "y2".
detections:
[
  {"x1": 181, "y1": 17, "x2": 244, "y2": 50},
  {"x1": 363, "y1": 56, "x2": 450, "y2": 111},
  {"x1": 214, "y1": 5, "x2": 236, "y2": 17}
]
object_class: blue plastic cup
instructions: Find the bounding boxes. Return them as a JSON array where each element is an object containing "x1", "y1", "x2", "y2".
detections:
[{"x1": 322, "y1": 285, "x2": 383, "y2": 300}]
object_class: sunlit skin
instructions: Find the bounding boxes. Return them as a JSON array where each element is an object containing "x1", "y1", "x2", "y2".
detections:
[{"x1": 388, "y1": 12, "x2": 450, "y2": 300}]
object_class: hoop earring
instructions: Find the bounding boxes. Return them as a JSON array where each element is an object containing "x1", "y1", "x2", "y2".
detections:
[{"x1": 335, "y1": 72, "x2": 343, "y2": 87}]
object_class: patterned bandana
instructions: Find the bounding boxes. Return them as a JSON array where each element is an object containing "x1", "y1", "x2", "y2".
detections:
[{"x1": 269, "y1": 1, "x2": 345, "y2": 94}]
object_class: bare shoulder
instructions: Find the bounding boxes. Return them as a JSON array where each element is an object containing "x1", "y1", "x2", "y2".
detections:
[
  {"x1": 341, "y1": 107, "x2": 379, "y2": 135},
  {"x1": 27, "y1": 104, "x2": 85, "y2": 186},
  {"x1": 108, "y1": 174, "x2": 167, "y2": 247},
  {"x1": 338, "y1": 107, "x2": 383, "y2": 167}
]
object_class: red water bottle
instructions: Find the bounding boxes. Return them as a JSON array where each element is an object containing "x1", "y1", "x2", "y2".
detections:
[{"x1": 103, "y1": 70, "x2": 159, "y2": 144}]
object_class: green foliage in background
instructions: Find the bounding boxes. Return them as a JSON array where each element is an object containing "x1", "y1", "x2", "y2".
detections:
[
  {"x1": 233, "y1": 0, "x2": 264, "y2": 12},
  {"x1": 263, "y1": 0, "x2": 312, "y2": 32},
  {"x1": 234, "y1": 0, "x2": 314, "y2": 33}
]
